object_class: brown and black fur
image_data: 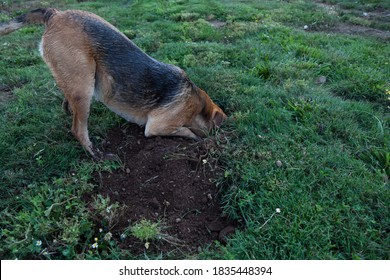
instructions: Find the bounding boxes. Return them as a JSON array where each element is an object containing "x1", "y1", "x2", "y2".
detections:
[{"x1": 0, "y1": 8, "x2": 226, "y2": 160}]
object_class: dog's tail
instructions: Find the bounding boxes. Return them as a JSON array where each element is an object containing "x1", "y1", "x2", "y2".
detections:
[{"x1": 0, "y1": 8, "x2": 57, "y2": 36}]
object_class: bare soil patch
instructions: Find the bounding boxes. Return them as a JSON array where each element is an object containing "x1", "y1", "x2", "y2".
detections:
[
  {"x1": 0, "y1": 86, "x2": 13, "y2": 103},
  {"x1": 208, "y1": 19, "x2": 226, "y2": 28},
  {"x1": 315, "y1": 1, "x2": 390, "y2": 40},
  {"x1": 84, "y1": 123, "x2": 235, "y2": 256},
  {"x1": 329, "y1": 24, "x2": 390, "y2": 39}
]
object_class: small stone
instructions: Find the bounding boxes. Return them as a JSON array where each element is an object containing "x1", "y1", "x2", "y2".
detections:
[
  {"x1": 150, "y1": 197, "x2": 161, "y2": 210},
  {"x1": 207, "y1": 219, "x2": 225, "y2": 232},
  {"x1": 276, "y1": 160, "x2": 283, "y2": 167},
  {"x1": 315, "y1": 76, "x2": 327, "y2": 85},
  {"x1": 218, "y1": 225, "x2": 236, "y2": 243},
  {"x1": 220, "y1": 212, "x2": 228, "y2": 218}
]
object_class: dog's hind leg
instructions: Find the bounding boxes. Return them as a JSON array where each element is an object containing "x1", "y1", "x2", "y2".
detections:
[
  {"x1": 66, "y1": 84, "x2": 97, "y2": 159},
  {"x1": 43, "y1": 48, "x2": 99, "y2": 158},
  {"x1": 62, "y1": 98, "x2": 72, "y2": 115}
]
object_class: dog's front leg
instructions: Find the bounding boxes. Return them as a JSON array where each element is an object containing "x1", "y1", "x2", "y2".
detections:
[{"x1": 145, "y1": 119, "x2": 201, "y2": 141}]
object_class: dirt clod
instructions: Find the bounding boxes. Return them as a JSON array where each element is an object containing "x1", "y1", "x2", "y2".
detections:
[{"x1": 219, "y1": 225, "x2": 236, "y2": 244}]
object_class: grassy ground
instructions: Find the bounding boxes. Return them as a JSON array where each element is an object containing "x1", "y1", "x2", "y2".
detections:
[{"x1": 0, "y1": 0, "x2": 389, "y2": 259}]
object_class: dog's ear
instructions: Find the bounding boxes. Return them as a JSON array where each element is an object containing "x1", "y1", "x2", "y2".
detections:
[{"x1": 211, "y1": 109, "x2": 226, "y2": 127}]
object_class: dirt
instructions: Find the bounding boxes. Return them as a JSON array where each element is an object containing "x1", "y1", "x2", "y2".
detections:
[
  {"x1": 83, "y1": 123, "x2": 235, "y2": 256},
  {"x1": 314, "y1": 1, "x2": 390, "y2": 40},
  {"x1": 329, "y1": 24, "x2": 390, "y2": 39},
  {"x1": 0, "y1": 85, "x2": 17, "y2": 109},
  {"x1": 208, "y1": 19, "x2": 226, "y2": 28}
]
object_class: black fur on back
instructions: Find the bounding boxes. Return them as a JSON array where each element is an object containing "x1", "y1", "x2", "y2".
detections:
[{"x1": 72, "y1": 12, "x2": 191, "y2": 108}]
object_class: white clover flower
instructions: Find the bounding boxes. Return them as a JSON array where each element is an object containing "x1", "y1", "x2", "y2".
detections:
[
  {"x1": 36, "y1": 240, "x2": 42, "y2": 246},
  {"x1": 104, "y1": 232, "x2": 113, "y2": 241},
  {"x1": 92, "y1": 242, "x2": 98, "y2": 249}
]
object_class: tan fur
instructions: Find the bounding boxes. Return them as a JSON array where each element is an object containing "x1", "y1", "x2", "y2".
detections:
[{"x1": 1, "y1": 9, "x2": 227, "y2": 160}]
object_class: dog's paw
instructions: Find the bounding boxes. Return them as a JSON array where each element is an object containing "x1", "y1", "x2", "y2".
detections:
[{"x1": 90, "y1": 146, "x2": 104, "y2": 161}]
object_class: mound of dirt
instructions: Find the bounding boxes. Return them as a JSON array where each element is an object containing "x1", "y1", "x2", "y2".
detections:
[{"x1": 84, "y1": 123, "x2": 235, "y2": 256}]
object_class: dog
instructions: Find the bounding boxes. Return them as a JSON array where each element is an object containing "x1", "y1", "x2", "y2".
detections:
[{"x1": 0, "y1": 8, "x2": 226, "y2": 160}]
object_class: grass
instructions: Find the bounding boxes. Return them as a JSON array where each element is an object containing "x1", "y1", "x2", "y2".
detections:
[{"x1": 0, "y1": 0, "x2": 389, "y2": 259}]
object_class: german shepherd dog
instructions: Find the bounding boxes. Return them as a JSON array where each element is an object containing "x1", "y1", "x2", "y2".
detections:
[{"x1": 0, "y1": 8, "x2": 226, "y2": 160}]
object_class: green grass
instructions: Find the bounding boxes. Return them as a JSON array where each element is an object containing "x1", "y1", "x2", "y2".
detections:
[{"x1": 0, "y1": 0, "x2": 389, "y2": 259}]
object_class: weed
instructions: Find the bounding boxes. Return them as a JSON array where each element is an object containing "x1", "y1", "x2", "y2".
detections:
[
  {"x1": 287, "y1": 97, "x2": 317, "y2": 122},
  {"x1": 90, "y1": 195, "x2": 121, "y2": 229},
  {"x1": 130, "y1": 219, "x2": 162, "y2": 243}
]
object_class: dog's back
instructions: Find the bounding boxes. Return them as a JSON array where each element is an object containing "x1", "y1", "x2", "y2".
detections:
[{"x1": 63, "y1": 11, "x2": 190, "y2": 108}]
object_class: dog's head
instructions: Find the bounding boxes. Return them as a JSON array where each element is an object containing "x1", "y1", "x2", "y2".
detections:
[{"x1": 188, "y1": 87, "x2": 227, "y2": 137}]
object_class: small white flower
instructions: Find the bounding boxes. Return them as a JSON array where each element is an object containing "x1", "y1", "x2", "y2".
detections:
[
  {"x1": 276, "y1": 208, "x2": 281, "y2": 213},
  {"x1": 104, "y1": 232, "x2": 113, "y2": 241},
  {"x1": 36, "y1": 240, "x2": 42, "y2": 246},
  {"x1": 91, "y1": 242, "x2": 98, "y2": 249},
  {"x1": 99, "y1": 228, "x2": 103, "y2": 233},
  {"x1": 202, "y1": 159, "x2": 208, "y2": 164}
]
